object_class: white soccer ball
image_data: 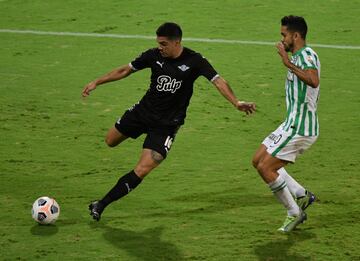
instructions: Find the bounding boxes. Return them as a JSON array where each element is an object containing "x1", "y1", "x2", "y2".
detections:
[{"x1": 31, "y1": 196, "x2": 60, "y2": 224}]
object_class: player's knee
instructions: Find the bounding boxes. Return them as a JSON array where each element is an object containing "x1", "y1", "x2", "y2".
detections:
[
  {"x1": 134, "y1": 165, "x2": 152, "y2": 178},
  {"x1": 105, "y1": 137, "x2": 117, "y2": 147},
  {"x1": 255, "y1": 160, "x2": 268, "y2": 174},
  {"x1": 252, "y1": 156, "x2": 259, "y2": 169}
]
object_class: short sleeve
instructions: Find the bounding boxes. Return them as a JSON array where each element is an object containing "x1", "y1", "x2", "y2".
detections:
[
  {"x1": 301, "y1": 50, "x2": 319, "y2": 70},
  {"x1": 196, "y1": 55, "x2": 219, "y2": 82},
  {"x1": 130, "y1": 49, "x2": 153, "y2": 71}
]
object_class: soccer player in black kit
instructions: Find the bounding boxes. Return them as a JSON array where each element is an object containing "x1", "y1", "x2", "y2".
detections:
[{"x1": 82, "y1": 22, "x2": 256, "y2": 221}]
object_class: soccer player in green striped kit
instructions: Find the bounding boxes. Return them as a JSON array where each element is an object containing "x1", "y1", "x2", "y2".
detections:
[{"x1": 252, "y1": 15, "x2": 320, "y2": 232}]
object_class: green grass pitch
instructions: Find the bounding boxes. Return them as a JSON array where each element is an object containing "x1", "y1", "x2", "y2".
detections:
[{"x1": 0, "y1": 0, "x2": 359, "y2": 260}]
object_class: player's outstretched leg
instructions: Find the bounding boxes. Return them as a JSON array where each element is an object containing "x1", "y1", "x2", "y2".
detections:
[{"x1": 88, "y1": 170, "x2": 143, "y2": 221}]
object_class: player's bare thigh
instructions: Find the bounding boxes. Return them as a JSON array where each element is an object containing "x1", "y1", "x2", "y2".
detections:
[
  {"x1": 105, "y1": 127, "x2": 129, "y2": 147},
  {"x1": 252, "y1": 144, "x2": 268, "y2": 168}
]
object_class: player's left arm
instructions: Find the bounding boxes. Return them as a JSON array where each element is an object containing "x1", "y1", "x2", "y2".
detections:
[
  {"x1": 212, "y1": 76, "x2": 256, "y2": 115},
  {"x1": 276, "y1": 42, "x2": 319, "y2": 88}
]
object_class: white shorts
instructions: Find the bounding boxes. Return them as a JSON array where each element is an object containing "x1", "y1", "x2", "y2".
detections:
[{"x1": 262, "y1": 125, "x2": 318, "y2": 163}]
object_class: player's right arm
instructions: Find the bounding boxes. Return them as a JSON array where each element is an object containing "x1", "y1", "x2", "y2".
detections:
[
  {"x1": 82, "y1": 64, "x2": 133, "y2": 97},
  {"x1": 276, "y1": 42, "x2": 319, "y2": 88},
  {"x1": 212, "y1": 76, "x2": 256, "y2": 115}
]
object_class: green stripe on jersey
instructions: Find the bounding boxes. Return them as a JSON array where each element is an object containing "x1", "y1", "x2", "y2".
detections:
[
  {"x1": 285, "y1": 79, "x2": 295, "y2": 131},
  {"x1": 299, "y1": 52, "x2": 306, "y2": 68},
  {"x1": 293, "y1": 77, "x2": 304, "y2": 132},
  {"x1": 308, "y1": 111, "x2": 313, "y2": 136},
  {"x1": 284, "y1": 81, "x2": 292, "y2": 130},
  {"x1": 299, "y1": 103, "x2": 308, "y2": 136}
]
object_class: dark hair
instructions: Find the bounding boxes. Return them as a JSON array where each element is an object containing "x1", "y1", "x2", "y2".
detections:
[
  {"x1": 281, "y1": 15, "x2": 308, "y2": 40},
  {"x1": 156, "y1": 22, "x2": 182, "y2": 40}
]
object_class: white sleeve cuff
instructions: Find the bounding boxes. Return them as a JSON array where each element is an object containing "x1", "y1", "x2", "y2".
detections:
[
  {"x1": 129, "y1": 62, "x2": 138, "y2": 71},
  {"x1": 210, "y1": 74, "x2": 220, "y2": 82}
]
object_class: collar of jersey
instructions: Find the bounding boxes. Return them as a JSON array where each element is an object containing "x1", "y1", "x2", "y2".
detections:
[
  {"x1": 163, "y1": 47, "x2": 186, "y2": 61},
  {"x1": 292, "y1": 45, "x2": 307, "y2": 57}
]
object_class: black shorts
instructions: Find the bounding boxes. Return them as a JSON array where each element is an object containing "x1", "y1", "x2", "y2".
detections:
[{"x1": 114, "y1": 109, "x2": 179, "y2": 159}]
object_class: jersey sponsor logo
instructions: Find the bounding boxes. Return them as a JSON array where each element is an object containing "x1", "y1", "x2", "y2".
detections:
[
  {"x1": 156, "y1": 75, "x2": 182, "y2": 93},
  {"x1": 178, "y1": 64, "x2": 190, "y2": 71},
  {"x1": 156, "y1": 61, "x2": 164, "y2": 68}
]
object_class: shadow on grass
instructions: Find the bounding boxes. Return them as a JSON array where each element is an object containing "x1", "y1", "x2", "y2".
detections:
[
  {"x1": 254, "y1": 230, "x2": 316, "y2": 261},
  {"x1": 145, "y1": 189, "x2": 275, "y2": 218},
  {"x1": 30, "y1": 224, "x2": 59, "y2": 236},
  {"x1": 92, "y1": 223, "x2": 184, "y2": 261}
]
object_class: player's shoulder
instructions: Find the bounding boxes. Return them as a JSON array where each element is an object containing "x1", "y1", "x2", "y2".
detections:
[
  {"x1": 144, "y1": 47, "x2": 160, "y2": 56},
  {"x1": 301, "y1": 46, "x2": 319, "y2": 59},
  {"x1": 304, "y1": 46, "x2": 320, "y2": 61},
  {"x1": 182, "y1": 47, "x2": 211, "y2": 66},
  {"x1": 182, "y1": 47, "x2": 203, "y2": 59},
  {"x1": 134, "y1": 48, "x2": 161, "y2": 62},
  {"x1": 299, "y1": 46, "x2": 320, "y2": 68}
]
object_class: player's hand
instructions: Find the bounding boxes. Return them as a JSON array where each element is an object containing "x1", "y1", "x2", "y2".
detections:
[
  {"x1": 236, "y1": 101, "x2": 256, "y2": 115},
  {"x1": 276, "y1": 42, "x2": 291, "y2": 67},
  {"x1": 82, "y1": 81, "x2": 97, "y2": 97}
]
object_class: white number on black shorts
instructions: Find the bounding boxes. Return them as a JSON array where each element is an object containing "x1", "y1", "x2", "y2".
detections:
[{"x1": 164, "y1": 136, "x2": 173, "y2": 153}]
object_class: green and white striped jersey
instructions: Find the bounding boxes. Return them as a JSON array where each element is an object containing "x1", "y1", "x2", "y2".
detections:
[{"x1": 281, "y1": 46, "x2": 320, "y2": 136}]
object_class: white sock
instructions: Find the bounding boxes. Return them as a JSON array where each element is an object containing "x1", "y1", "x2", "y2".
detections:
[
  {"x1": 278, "y1": 168, "x2": 306, "y2": 198},
  {"x1": 269, "y1": 175, "x2": 300, "y2": 216}
]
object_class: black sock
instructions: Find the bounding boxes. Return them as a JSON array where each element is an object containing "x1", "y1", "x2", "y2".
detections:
[{"x1": 100, "y1": 170, "x2": 142, "y2": 208}]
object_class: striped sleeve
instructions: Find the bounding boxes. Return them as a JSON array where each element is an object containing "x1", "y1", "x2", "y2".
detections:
[{"x1": 300, "y1": 49, "x2": 319, "y2": 70}]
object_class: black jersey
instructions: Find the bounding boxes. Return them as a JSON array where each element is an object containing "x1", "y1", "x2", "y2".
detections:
[{"x1": 129, "y1": 47, "x2": 218, "y2": 126}]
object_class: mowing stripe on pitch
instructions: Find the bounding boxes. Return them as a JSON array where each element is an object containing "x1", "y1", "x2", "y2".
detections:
[{"x1": 0, "y1": 29, "x2": 359, "y2": 50}]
